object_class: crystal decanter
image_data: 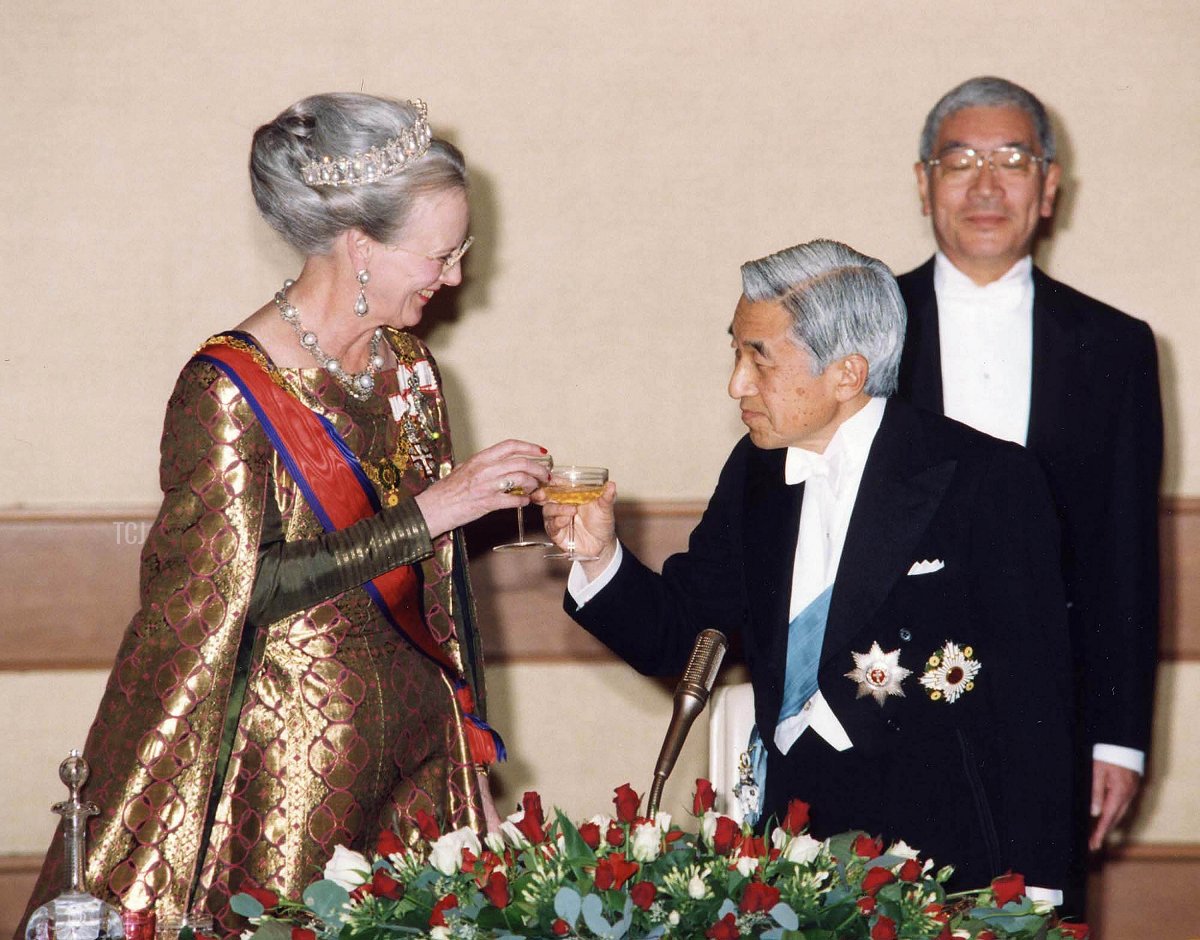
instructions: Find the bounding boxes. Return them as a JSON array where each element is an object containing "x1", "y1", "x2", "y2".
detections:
[{"x1": 25, "y1": 750, "x2": 123, "y2": 940}]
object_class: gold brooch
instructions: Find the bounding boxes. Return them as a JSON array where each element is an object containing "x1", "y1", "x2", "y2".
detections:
[{"x1": 918, "y1": 641, "x2": 981, "y2": 703}]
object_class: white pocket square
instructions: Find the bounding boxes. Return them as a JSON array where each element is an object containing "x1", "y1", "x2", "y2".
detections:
[{"x1": 907, "y1": 559, "x2": 945, "y2": 576}]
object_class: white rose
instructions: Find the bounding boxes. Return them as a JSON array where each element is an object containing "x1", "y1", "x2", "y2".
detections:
[
  {"x1": 654, "y1": 811, "x2": 672, "y2": 832},
  {"x1": 886, "y1": 839, "x2": 920, "y2": 860},
  {"x1": 735, "y1": 855, "x2": 759, "y2": 877},
  {"x1": 630, "y1": 821, "x2": 661, "y2": 862},
  {"x1": 429, "y1": 928, "x2": 452, "y2": 940},
  {"x1": 500, "y1": 819, "x2": 529, "y2": 849},
  {"x1": 588, "y1": 814, "x2": 615, "y2": 831},
  {"x1": 699, "y1": 811, "x2": 719, "y2": 849},
  {"x1": 484, "y1": 831, "x2": 507, "y2": 855},
  {"x1": 782, "y1": 833, "x2": 823, "y2": 864},
  {"x1": 687, "y1": 873, "x2": 708, "y2": 899},
  {"x1": 668, "y1": 911, "x2": 681, "y2": 926},
  {"x1": 429, "y1": 826, "x2": 482, "y2": 876},
  {"x1": 769, "y1": 828, "x2": 789, "y2": 852},
  {"x1": 322, "y1": 845, "x2": 370, "y2": 890}
]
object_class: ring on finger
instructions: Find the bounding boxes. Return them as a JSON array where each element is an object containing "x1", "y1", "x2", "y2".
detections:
[{"x1": 499, "y1": 478, "x2": 515, "y2": 493}]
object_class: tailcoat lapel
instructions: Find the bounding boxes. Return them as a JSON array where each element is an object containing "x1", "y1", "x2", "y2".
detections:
[
  {"x1": 896, "y1": 258, "x2": 944, "y2": 413},
  {"x1": 821, "y1": 401, "x2": 956, "y2": 665},
  {"x1": 741, "y1": 445, "x2": 803, "y2": 699},
  {"x1": 1025, "y1": 267, "x2": 1080, "y2": 455}
]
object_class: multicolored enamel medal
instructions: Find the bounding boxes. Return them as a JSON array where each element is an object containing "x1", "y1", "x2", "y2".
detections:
[
  {"x1": 388, "y1": 354, "x2": 441, "y2": 479},
  {"x1": 919, "y1": 641, "x2": 981, "y2": 703}
]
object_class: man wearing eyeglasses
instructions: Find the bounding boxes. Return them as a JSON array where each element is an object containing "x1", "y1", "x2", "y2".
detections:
[{"x1": 896, "y1": 75, "x2": 1163, "y2": 911}]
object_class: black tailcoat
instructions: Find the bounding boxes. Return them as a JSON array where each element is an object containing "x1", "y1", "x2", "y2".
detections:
[
  {"x1": 568, "y1": 399, "x2": 1075, "y2": 890},
  {"x1": 896, "y1": 259, "x2": 1162, "y2": 756}
]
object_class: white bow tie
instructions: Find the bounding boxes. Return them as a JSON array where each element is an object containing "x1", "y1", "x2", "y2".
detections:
[{"x1": 785, "y1": 448, "x2": 837, "y2": 488}]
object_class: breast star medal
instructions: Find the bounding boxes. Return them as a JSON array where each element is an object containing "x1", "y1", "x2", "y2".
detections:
[
  {"x1": 918, "y1": 641, "x2": 981, "y2": 703},
  {"x1": 845, "y1": 642, "x2": 912, "y2": 705}
]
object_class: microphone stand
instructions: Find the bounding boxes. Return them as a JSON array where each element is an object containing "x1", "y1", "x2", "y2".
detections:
[{"x1": 646, "y1": 629, "x2": 728, "y2": 818}]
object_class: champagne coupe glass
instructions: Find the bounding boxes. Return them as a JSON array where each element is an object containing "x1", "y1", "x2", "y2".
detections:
[
  {"x1": 493, "y1": 454, "x2": 555, "y2": 551},
  {"x1": 542, "y1": 465, "x2": 609, "y2": 561}
]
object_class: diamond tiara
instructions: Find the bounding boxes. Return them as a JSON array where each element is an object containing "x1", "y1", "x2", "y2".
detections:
[{"x1": 301, "y1": 99, "x2": 433, "y2": 188}]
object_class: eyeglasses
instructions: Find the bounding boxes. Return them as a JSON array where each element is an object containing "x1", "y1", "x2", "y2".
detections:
[
  {"x1": 392, "y1": 235, "x2": 474, "y2": 273},
  {"x1": 925, "y1": 146, "x2": 1049, "y2": 177}
]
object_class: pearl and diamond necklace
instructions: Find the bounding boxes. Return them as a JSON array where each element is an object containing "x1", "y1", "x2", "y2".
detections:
[{"x1": 274, "y1": 278, "x2": 385, "y2": 401}]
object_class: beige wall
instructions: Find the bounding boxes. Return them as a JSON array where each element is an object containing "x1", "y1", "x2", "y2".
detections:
[{"x1": 1, "y1": 1, "x2": 1197, "y2": 506}]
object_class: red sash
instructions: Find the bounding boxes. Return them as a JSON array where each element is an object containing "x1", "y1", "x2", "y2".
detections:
[{"x1": 197, "y1": 338, "x2": 456, "y2": 673}]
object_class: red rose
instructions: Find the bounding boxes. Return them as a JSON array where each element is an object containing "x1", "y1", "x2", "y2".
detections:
[
  {"x1": 243, "y1": 887, "x2": 278, "y2": 910},
  {"x1": 482, "y1": 871, "x2": 510, "y2": 909},
  {"x1": 290, "y1": 929, "x2": 316, "y2": 940},
  {"x1": 376, "y1": 828, "x2": 406, "y2": 858},
  {"x1": 935, "y1": 926, "x2": 954, "y2": 940},
  {"x1": 578, "y1": 822, "x2": 601, "y2": 849},
  {"x1": 1057, "y1": 924, "x2": 1090, "y2": 939},
  {"x1": 595, "y1": 854, "x2": 640, "y2": 891},
  {"x1": 739, "y1": 880, "x2": 781, "y2": 913},
  {"x1": 705, "y1": 913, "x2": 740, "y2": 940},
  {"x1": 862, "y1": 867, "x2": 896, "y2": 896},
  {"x1": 693, "y1": 778, "x2": 716, "y2": 814},
  {"x1": 460, "y1": 848, "x2": 479, "y2": 873},
  {"x1": 630, "y1": 880, "x2": 656, "y2": 910},
  {"x1": 853, "y1": 834, "x2": 884, "y2": 859},
  {"x1": 605, "y1": 822, "x2": 626, "y2": 848},
  {"x1": 871, "y1": 914, "x2": 898, "y2": 940},
  {"x1": 898, "y1": 858, "x2": 922, "y2": 882},
  {"x1": 977, "y1": 932, "x2": 997, "y2": 940},
  {"x1": 781, "y1": 799, "x2": 811, "y2": 835},
  {"x1": 415, "y1": 809, "x2": 441, "y2": 841},
  {"x1": 990, "y1": 871, "x2": 1025, "y2": 906},
  {"x1": 857, "y1": 896, "x2": 876, "y2": 915},
  {"x1": 369, "y1": 869, "x2": 403, "y2": 900},
  {"x1": 429, "y1": 893, "x2": 458, "y2": 927},
  {"x1": 551, "y1": 918, "x2": 571, "y2": 936},
  {"x1": 712, "y1": 815, "x2": 741, "y2": 855},
  {"x1": 613, "y1": 783, "x2": 641, "y2": 823},
  {"x1": 515, "y1": 791, "x2": 547, "y2": 844},
  {"x1": 923, "y1": 902, "x2": 948, "y2": 924},
  {"x1": 739, "y1": 835, "x2": 767, "y2": 859}
]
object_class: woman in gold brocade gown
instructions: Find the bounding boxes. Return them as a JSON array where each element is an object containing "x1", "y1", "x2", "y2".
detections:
[{"x1": 22, "y1": 93, "x2": 548, "y2": 936}]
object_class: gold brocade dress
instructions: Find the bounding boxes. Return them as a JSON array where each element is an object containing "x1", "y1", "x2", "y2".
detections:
[{"x1": 22, "y1": 329, "x2": 487, "y2": 936}]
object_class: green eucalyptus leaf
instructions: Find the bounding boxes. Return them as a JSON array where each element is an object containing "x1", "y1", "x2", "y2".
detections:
[
  {"x1": 302, "y1": 880, "x2": 351, "y2": 926},
  {"x1": 229, "y1": 893, "x2": 265, "y2": 919}
]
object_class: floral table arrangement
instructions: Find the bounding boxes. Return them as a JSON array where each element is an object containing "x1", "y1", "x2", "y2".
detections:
[{"x1": 232, "y1": 781, "x2": 1088, "y2": 940}]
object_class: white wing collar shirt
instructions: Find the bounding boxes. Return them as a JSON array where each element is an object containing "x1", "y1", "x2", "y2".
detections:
[
  {"x1": 935, "y1": 252, "x2": 1033, "y2": 446},
  {"x1": 774, "y1": 394, "x2": 886, "y2": 753}
]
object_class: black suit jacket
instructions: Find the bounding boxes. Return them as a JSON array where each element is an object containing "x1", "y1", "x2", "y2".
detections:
[
  {"x1": 897, "y1": 258, "x2": 1162, "y2": 755},
  {"x1": 569, "y1": 399, "x2": 1075, "y2": 890}
]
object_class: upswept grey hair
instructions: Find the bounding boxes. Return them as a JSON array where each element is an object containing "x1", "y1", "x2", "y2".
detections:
[
  {"x1": 740, "y1": 239, "x2": 906, "y2": 398},
  {"x1": 918, "y1": 76, "x2": 1055, "y2": 163},
  {"x1": 250, "y1": 93, "x2": 468, "y2": 255}
]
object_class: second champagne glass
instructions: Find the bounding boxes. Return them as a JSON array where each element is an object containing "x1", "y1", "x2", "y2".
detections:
[
  {"x1": 542, "y1": 465, "x2": 609, "y2": 561},
  {"x1": 493, "y1": 454, "x2": 555, "y2": 551}
]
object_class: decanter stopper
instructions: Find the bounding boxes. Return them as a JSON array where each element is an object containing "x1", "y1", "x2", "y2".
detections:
[{"x1": 25, "y1": 750, "x2": 123, "y2": 940}]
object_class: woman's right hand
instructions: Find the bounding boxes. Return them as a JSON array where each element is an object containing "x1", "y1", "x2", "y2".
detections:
[{"x1": 414, "y1": 439, "x2": 551, "y2": 539}]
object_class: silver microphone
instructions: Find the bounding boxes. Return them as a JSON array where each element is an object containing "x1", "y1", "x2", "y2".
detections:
[{"x1": 646, "y1": 629, "x2": 728, "y2": 817}]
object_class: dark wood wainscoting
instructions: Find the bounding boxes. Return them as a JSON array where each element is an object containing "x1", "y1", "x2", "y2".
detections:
[{"x1": 1, "y1": 499, "x2": 1197, "y2": 669}]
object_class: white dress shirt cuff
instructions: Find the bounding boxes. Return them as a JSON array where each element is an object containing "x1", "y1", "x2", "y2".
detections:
[
  {"x1": 1093, "y1": 743, "x2": 1145, "y2": 775},
  {"x1": 1025, "y1": 886, "x2": 1063, "y2": 907},
  {"x1": 566, "y1": 542, "x2": 625, "y2": 608}
]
